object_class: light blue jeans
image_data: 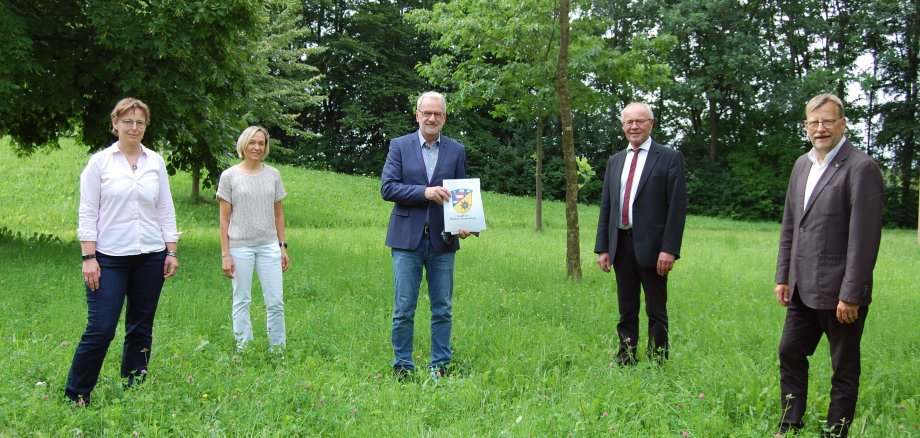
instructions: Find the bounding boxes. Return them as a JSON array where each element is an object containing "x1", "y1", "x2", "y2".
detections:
[
  {"x1": 230, "y1": 243, "x2": 286, "y2": 349},
  {"x1": 391, "y1": 237, "x2": 455, "y2": 370}
]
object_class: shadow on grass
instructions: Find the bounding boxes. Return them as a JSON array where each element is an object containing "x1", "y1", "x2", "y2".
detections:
[{"x1": 0, "y1": 227, "x2": 74, "y2": 259}]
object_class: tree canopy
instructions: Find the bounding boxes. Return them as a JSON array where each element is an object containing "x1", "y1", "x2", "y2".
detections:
[
  {"x1": 0, "y1": 0, "x2": 916, "y2": 229},
  {"x1": 0, "y1": 0, "x2": 323, "y2": 199}
]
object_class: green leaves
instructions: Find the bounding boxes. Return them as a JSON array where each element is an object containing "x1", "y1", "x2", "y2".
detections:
[{"x1": 0, "y1": 0, "x2": 316, "y2": 197}]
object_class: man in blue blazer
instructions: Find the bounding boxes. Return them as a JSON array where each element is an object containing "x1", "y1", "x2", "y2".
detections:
[
  {"x1": 594, "y1": 102, "x2": 687, "y2": 366},
  {"x1": 381, "y1": 91, "x2": 471, "y2": 379},
  {"x1": 774, "y1": 94, "x2": 883, "y2": 438}
]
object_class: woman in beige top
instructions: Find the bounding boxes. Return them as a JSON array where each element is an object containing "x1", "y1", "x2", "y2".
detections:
[{"x1": 217, "y1": 126, "x2": 289, "y2": 351}]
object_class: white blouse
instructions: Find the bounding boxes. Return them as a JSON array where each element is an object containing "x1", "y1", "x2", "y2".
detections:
[{"x1": 77, "y1": 142, "x2": 179, "y2": 256}]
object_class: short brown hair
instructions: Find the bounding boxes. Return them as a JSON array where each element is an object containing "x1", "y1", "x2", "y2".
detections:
[
  {"x1": 110, "y1": 98, "x2": 150, "y2": 134},
  {"x1": 805, "y1": 93, "x2": 844, "y2": 118}
]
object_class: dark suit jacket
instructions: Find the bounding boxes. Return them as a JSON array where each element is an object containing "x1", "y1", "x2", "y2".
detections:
[
  {"x1": 381, "y1": 131, "x2": 467, "y2": 252},
  {"x1": 775, "y1": 140, "x2": 883, "y2": 309},
  {"x1": 594, "y1": 141, "x2": 687, "y2": 267}
]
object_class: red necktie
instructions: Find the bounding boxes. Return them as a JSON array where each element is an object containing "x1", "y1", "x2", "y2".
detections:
[{"x1": 621, "y1": 147, "x2": 640, "y2": 227}]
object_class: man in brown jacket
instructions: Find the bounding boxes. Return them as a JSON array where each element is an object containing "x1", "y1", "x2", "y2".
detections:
[{"x1": 774, "y1": 93, "x2": 884, "y2": 438}]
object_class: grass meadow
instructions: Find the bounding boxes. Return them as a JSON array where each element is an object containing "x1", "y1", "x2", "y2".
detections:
[{"x1": 0, "y1": 138, "x2": 918, "y2": 437}]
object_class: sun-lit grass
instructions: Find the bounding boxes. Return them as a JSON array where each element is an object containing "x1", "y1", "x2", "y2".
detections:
[{"x1": 1, "y1": 137, "x2": 917, "y2": 436}]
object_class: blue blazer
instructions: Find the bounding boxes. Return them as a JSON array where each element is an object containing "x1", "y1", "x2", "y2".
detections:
[
  {"x1": 381, "y1": 132, "x2": 467, "y2": 252},
  {"x1": 594, "y1": 141, "x2": 687, "y2": 267}
]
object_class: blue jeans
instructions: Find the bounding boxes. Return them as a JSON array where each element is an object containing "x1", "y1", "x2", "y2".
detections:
[
  {"x1": 391, "y1": 237, "x2": 455, "y2": 370},
  {"x1": 65, "y1": 250, "x2": 166, "y2": 403}
]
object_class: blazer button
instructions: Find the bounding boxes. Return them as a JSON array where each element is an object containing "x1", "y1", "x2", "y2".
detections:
[{"x1": 799, "y1": 227, "x2": 805, "y2": 233}]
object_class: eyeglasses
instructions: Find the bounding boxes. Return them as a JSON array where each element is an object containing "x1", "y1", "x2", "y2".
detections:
[
  {"x1": 621, "y1": 119, "x2": 651, "y2": 127},
  {"x1": 120, "y1": 119, "x2": 147, "y2": 129},
  {"x1": 804, "y1": 118, "x2": 841, "y2": 129},
  {"x1": 419, "y1": 111, "x2": 445, "y2": 119}
]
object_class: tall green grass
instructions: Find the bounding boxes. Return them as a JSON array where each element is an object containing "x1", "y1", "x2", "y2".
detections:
[{"x1": 1, "y1": 137, "x2": 917, "y2": 436}]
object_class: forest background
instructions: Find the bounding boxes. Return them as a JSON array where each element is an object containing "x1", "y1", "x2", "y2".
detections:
[
  {"x1": 1, "y1": 0, "x2": 917, "y2": 229},
  {"x1": 1, "y1": 1, "x2": 919, "y2": 435}
]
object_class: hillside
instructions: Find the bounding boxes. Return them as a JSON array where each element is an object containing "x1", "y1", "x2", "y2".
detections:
[{"x1": 1, "y1": 138, "x2": 917, "y2": 436}]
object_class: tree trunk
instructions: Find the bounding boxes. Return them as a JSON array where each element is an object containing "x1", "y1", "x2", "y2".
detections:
[
  {"x1": 555, "y1": 0, "x2": 581, "y2": 280},
  {"x1": 707, "y1": 96, "x2": 719, "y2": 164},
  {"x1": 866, "y1": 49, "x2": 878, "y2": 156},
  {"x1": 535, "y1": 115, "x2": 545, "y2": 231},
  {"x1": 191, "y1": 164, "x2": 202, "y2": 202},
  {"x1": 903, "y1": 5, "x2": 918, "y2": 243}
]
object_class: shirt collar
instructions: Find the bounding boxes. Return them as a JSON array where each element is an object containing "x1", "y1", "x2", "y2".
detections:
[
  {"x1": 626, "y1": 137, "x2": 652, "y2": 152},
  {"x1": 418, "y1": 131, "x2": 441, "y2": 148},
  {"x1": 807, "y1": 136, "x2": 846, "y2": 166},
  {"x1": 108, "y1": 141, "x2": 149, "y2": 156}
]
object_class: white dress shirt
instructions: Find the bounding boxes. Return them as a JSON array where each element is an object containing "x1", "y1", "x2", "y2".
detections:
[
  {"x1": 78, "y1": 142, "x2": 179, "y2": 256},
  {"x1": 619, "y1": 137, "x2": 652, "y2": 228},
  {"x1": 804, "y1": 136, "x2": 846, "y2": 211}
]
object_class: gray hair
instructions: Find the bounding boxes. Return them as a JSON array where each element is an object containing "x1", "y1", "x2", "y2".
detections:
[
  {"x1": 806, "y1": 93, "x2": 845, "y2": 118},
  {"x1": 416, "y1": 91, "x2": 447, "y2": 114},
  {"x1": 620, "y1": 102, "x2": 655, "y2": 122}
]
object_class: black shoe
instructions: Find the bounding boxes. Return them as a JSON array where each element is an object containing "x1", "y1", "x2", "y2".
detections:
[
  {"x1": 393, "y1": 365, "x2": 413, "y2": 381},
  {"x1": 614, "y1": 352, "x2": 637, "y2": 367},
  {"x1": 65, "y1": 392, "x2": 90, "y2": 406},
  {"x1": 821, "y1": 422, "x2": 849, "y2": 438},
  {"x1": 776, "y1": 422, "x2": 803, "y2": 437},
  {"x1": 647, "y1": 352, "x2": 667, "y2": 367}
]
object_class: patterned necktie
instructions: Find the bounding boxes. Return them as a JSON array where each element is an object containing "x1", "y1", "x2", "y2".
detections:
[{"x1": 621, "y1": 147, "x2": 640, "y2": 227}]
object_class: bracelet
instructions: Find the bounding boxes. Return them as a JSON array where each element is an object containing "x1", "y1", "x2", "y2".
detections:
[
  {"x1": 166, "y1": 251, "x2": 178, "y2": 258},
  {"x1": 81, "y1": 254, "x2": 96, "y2": 261},
  {"x1": 279, "y1": 242, "x2": 288, "y2": 248}
]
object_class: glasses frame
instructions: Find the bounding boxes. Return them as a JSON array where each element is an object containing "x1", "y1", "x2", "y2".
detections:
[
  {"x1": 418, "y1": 111, "x2": 445, "y2": 119},
  {"x1": 120, "y1": 119, "x2": 148, "y2": 129},
  {"x1": 621, "y1": 119, "x2": 651, "y2": 127},
  {"x1": 804, "y1": 118, "x2": 841, "y2": 129}
]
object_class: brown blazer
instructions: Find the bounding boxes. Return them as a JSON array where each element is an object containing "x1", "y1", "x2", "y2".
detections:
[{"x1": 775, "y1": 140, "x2": 884, "y2": 309}]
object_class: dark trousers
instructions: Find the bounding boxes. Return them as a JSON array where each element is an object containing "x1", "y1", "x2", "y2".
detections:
[
  {"x1": 778, "y1": 290, "x2": 868, "y2": 437},
  {"x1": 612, "y1": 229, "x2": 669, "y2": 363},
  {"x1": 65, "y1": 251, "x2": 166, "y2": 403}
]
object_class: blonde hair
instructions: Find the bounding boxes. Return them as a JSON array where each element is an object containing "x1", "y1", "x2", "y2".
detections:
[
  {"x1": 110, "y1": 97, "x2": 150, "y2": 135},
  {"x1": 806, "y1": 93, "x2": 845, "y2": 118},
  {"x1": 235, "y1": 126, "x2": 271, "y2": 159}
]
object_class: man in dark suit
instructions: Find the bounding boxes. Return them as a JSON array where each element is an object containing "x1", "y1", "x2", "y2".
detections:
[
  {"x1": 381, "y1": 91, "x2": 471, "y2": 379},
  {"x1": 594, "y1": 102, "x2": 687, "y2": 366},
  {"x1": 774, "y1": 93, "x2": 883, "y2": 438}
]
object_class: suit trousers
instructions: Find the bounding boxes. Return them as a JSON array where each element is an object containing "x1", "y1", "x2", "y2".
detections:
[
  {"x1": 612, "y1": 229, "x2": 669, "y2": 363},
  {"x1": 65, "y1": 250, "x2": 166, "y2": 404},
  {"x1": 778, "y1": 290, "x2": 868, "y2": 437}
]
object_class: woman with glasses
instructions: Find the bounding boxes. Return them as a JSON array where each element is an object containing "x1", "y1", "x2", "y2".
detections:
[
  {"x1": 66, "y1": 97, "x2": 179, "y2": 405},
  {"x1": 217, "y1": 126, "x2": 289, "y2": 352}
]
